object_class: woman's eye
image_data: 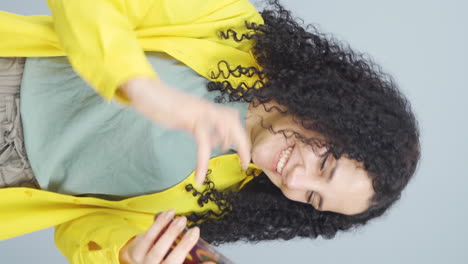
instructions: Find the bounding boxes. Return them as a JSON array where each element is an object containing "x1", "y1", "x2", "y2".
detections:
[
  {"x1": 307, "y1": 192, "x2": 321, "y2": 210},
  {"x1": 320, "y1": 154, "x2": 329, "y2": 171},
  {"x1": 307, "y1": 191, "x2": 314, "y2": 204},
  {"x1": 315, "y1": 197, "x2": 322, "y2": 210}
]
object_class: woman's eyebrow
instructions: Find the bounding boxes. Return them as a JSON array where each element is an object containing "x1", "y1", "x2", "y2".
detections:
[
  {"x1": 319, "y1": 160, "x2": 339, "y2": 210},
  {"x1": 328, "y1": 159, "x2": 339, "y2": 182}
]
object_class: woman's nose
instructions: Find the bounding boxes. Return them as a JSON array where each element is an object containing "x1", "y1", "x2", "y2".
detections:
[
  {"x1": 284, "y1": 146, "x2": 326, "y2": 190},
  {"x1": 284, "y1": 170, "x2": 303, "y2": 189},
  {"x1": 285, "y1": 166, "x2": 322, "y2": 190},
  {"x1": 285, "y1": 162, "x2": 326, "y2": 191}
]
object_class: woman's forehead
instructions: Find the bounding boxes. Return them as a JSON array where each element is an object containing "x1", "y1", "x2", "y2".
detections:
[{"x1": 331, "y1": 157, "x2": 374, "y2": 215}]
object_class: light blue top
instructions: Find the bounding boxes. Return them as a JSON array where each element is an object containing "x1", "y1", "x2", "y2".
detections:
[{"x1": 20, "y1": 52, "x2": 249, "y2": 197}]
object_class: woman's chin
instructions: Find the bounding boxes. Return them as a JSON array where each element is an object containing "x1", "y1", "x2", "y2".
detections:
[{"x1": 261, "y1": 170, "x2": 282, "y2": 189}]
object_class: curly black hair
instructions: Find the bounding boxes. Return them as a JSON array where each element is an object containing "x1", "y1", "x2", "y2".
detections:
[{"x1": 186, "y1": 0, "x2": 420, "y2": 244}]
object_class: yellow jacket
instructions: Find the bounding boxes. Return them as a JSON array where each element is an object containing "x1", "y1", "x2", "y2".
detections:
[
  {"x1": 0, "y1": 0, "x2": 262, "y2": 101},
  {"x1": 0, "y1": 0, "x2": 264, "y2": 262},
  {"x1": 0, "y1": 154, "x2": 260, "y2": 263}
]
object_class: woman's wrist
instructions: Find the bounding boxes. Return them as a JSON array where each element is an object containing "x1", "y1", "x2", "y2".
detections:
[
  {"x1": 120, "y1": 77, "x2": 175, "y2": 123},
  {"x1": 119, "y1": 76, "x2": 200, "y2": 131},
  {"x1": 120, "y1": 77, "x2": 156, "y2": 103},
  {"x1": 119, "y1": 237, "x2": 135, "y2": 264}
]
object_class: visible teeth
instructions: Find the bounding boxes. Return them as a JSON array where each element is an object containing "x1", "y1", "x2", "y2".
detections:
[{"x1": 276, "y1": 146, "x2": 293, "y2": 174}]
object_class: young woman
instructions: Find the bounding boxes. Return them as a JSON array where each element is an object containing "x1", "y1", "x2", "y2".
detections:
[{"x1": 0, "y1": 0, "x2": 420, "y2": 263}]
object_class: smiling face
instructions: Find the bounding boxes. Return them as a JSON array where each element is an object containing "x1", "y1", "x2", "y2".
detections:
[{"x1": 246, "y1": 102, "x2": 375, "y2": 215}]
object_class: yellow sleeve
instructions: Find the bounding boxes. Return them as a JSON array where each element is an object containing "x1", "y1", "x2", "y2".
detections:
[
  {"x1": 46, "y1": 0, "x2": 157, "y2": 102},
  {"x1": 54, "y1": 212, "x2": 147, "y2": 264}
]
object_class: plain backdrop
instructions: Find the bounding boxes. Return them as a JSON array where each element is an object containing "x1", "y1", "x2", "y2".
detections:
[{"x1": 1, "y1": 0, "x2": 467, "y2": 263}]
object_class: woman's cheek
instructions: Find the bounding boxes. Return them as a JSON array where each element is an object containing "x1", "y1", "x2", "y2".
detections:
[{"x1": 252, "y1": 146, "x2": 270, "y2": 170}]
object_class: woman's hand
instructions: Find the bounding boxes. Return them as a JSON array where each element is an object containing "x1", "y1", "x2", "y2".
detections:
[
  {"x1": 121, "y1": 77, "x2": 251, "y2": 185},
  {"x1": 120, "y1": 210, "x2": 201, "y2": 264}
]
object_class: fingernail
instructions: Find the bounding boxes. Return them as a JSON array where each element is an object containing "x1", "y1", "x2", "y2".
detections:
[
  {"x1": 188, "y1": 227, "x2": 200, "y2": 241},
  {"x1": 194, "y1": 174, "x2": 201, "y2": 186},
  {"x1": 175, "y1": 217, "x2": 187, "y2": 227},
  {"x1": 165, "y1": 209, "x2": 175, "y2": 220},
  {"x1": 154, "y1": 212, "x2": 162, "y2": 221},
  {"x1": 195, "y1": 177, "x2": 203, "y2": 187}
]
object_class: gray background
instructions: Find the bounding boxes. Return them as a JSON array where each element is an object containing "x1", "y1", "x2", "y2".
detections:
[{"x1": 1, "y1": 0, "x2": 467, "y2": 263}]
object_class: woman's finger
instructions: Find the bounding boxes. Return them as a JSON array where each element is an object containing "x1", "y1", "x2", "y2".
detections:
[
  {"x1": 209, "y1": 121, "x2": 225, "y2": 150},
  {"x1": 232, "y1": 118, "x2": 251, "y2": 171},
  {"x1": 209, "y1": 132, "x2": 220, "y2": 149},
  {"x1": 217, "y1": 122, "x2": 231, "y2": 153},
  {"x1": 194, "y1": 123, "x2": 211, "y2": 185},
  {"x1": 146, "y1": 216, "x2": 187, "y2": 263},
  {"x1": 130, "y1": 210, "x2": 175, "y2": 261},
  {"x1": 162, "y1": 227, "x2": 200, "y2": 264}
]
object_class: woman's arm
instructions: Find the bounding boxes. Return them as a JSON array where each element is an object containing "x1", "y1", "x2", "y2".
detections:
[
  {"x1": 55, "y1": 211, "x2": 200, "y2": 264},
  {"x1": 119, "y1": 211, "x2": 200, "y2": 264},
  {"x1": 121, "y1": 77, "x2": 251, "y2": 183},
  {"x1": 46, "y1": 0, "x2": 156, "y2": 102},
  {"x1": 46, "y1": 0, "x2": 251, "y2": 183},
  {"x1": 55, "y1": 212, "x2": 144, "y2": 263}
]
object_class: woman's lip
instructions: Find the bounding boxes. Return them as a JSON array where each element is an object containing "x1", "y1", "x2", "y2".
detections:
[{"x1": 274, "y1": 144, "x2": 294, "y2": 176}]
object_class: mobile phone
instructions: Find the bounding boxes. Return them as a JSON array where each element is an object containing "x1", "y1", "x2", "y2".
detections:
[
  {"x1": 157, "y1": 218, "x2": 235, "y2": 264},
  {"x1": 178, "y1": 228, "x2": 235, "y2": 264}
]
